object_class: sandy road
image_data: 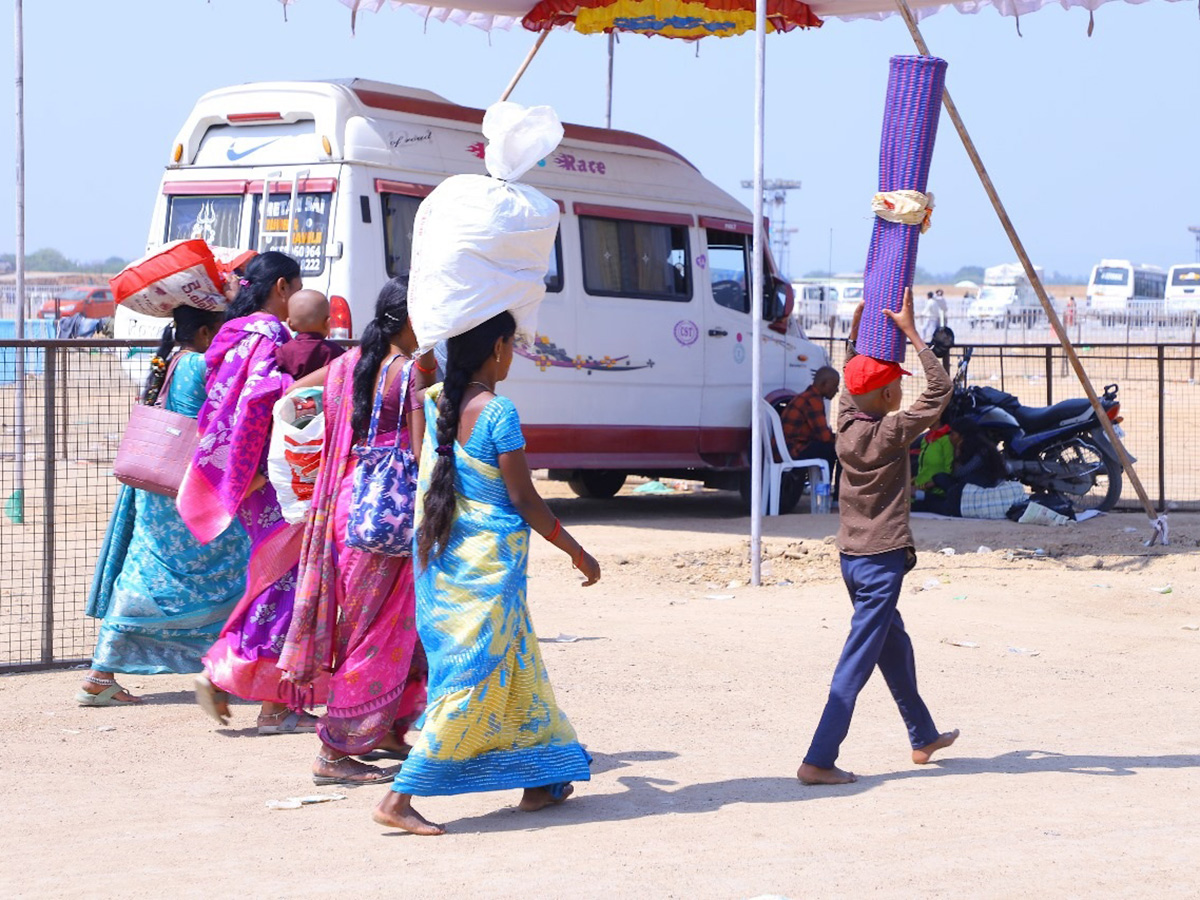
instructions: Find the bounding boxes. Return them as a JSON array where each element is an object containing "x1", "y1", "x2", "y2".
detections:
[{"x1": 3, "y1": 491, "x2": 1199, "y2": 899}]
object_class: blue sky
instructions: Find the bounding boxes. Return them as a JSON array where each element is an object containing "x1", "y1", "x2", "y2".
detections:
[{"x1": 0, "y1": 0, "x2": 1195, "y2": 278}]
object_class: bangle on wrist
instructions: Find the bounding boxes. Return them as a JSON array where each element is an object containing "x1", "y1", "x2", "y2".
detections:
[
  {"x1": 544, "y1": 518, "x2": 562, "y2": 542},
  {"x1": 572, "y1": 546, "x2": 585, "y2": 569},
  {"x1": 415, "y1": 361, "x2": 436, "y2": 375}
]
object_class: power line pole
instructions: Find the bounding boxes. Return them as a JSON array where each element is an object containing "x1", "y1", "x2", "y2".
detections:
[
  {"x1": 741, "y1": 178, "x2": 801, "y2": 278},
  {"x1": 1189, "y1": 226, "x2": 1200, "y2": 263}
]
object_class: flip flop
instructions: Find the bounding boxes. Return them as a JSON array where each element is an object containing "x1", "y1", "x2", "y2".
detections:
[
  {"x1": 76, "y1": 684, "x2": 141, "y2": 707},
  {"x1": 194, "y1": 674, "x2": 230, "y2": 726},
  {"x1": 258, "y1": 711, "x2": 318, "y2": 736},
  {"x1": 357, "y1": 747, "x2": 410, "y2": 762},
  {"x1": 312, "y1": 766, "x2": 399, "y2": 786}
]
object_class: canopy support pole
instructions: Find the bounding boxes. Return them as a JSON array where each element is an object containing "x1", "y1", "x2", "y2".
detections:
[
  {"x1": 500, "y1": 29, "x2": 550, "y2": 102},
  {"x1": 605, "y1": 32, "x2": 614, "y2": 129},
  {"x1": 11, "y1": 0, "x2": 26, "y2": 524},
  {"x1": 893, "y1": 0, "x2": 1164, "y2": 544},
  {"x1": 750, "y1": 0, "x2": 766, "y2": 584}
]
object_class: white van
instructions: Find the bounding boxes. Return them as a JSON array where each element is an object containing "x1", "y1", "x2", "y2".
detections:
[
  {"x1": 116, "y1": 79, "x2": 829, "y2": 503},
  {"x1": 1165, "y1": 264, "x2": 1200, "y2": 316},
  {"x1": 1086, "y1": 259, "x2": 1167, "y2": 324},
  {"x1": 968, "y1": 262, "x2": 1043, "y2": 327}
]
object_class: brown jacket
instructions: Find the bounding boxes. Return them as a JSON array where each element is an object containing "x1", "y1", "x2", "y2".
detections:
[{"x1": 836, "y1": 343, "x2": 952, "y2": 556}]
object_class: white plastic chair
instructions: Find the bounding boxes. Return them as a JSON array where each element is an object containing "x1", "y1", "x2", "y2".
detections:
[{"x1": 758, "y1": 399, "x2": 831, "y2": 515}]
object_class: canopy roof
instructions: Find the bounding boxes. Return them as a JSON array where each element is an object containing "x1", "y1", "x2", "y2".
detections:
[{"x1": 283, "y1": 0, "x2": 1182, "y2": 31}]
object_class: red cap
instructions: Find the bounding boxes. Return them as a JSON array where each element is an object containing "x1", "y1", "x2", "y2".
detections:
[{"x1": 844, "y1": 354, "x2": 911, "y2": 395}]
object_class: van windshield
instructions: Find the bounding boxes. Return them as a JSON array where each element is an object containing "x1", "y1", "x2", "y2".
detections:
[
  {"x1": 251, "y1": 192, "x2": 332, "y2": 277},
  {"x1": 1171, "y1": 267, "x2": 1200, "y2": 286},
  {"x1": 166, "y1": 195, "x2": 243, "y2": 247},
  {"x1": 1093, "y1": 266, "x2": 1129, "y2": 286}
]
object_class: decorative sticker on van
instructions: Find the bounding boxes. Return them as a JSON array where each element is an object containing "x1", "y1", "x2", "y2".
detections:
[
  {"x1": 553, "y1": 152, "x2": 606, "y2": 176},
  {"x1": 516, "y1": 334, "x2": 653, "y2": 374},
  {"x1": 673, "y1": 320, "x2": 699, "y2": 346},
  {"x1": 467, "y1": 142, "x2": 486, "y2": 160},
  {"x1": 733, "y1": 343, "x2": 746, "y2": 364},
  {"x1": 388, "y1": 128, "x2": 433, "y2": 150}
]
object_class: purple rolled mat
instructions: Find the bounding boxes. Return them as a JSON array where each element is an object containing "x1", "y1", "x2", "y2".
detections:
[{"x1": 857, "y1": 55, "x2": 948, "y2": 363}]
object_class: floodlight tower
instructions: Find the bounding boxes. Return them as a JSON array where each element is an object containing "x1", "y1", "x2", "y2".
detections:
[
  {"x1": 741, "y1": 178, "x2": 802, "y2": 278},
  {"x1": 1190, "y1": 226, "x2": 1200, "y2": 263}
]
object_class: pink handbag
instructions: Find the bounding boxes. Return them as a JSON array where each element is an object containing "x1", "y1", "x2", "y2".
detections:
[{"x1": 112, "y1": 355, "x2": 200, "y2": 498}]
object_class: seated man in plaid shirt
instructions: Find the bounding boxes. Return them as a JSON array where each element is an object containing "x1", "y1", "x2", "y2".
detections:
[{"x1": 779, "y1": 366, "x2": 840, "y2": 478}]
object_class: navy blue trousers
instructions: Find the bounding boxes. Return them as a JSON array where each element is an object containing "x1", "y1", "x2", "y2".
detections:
[{"x1": 804, "y1": 548, "x2": 940, "y2": 769}]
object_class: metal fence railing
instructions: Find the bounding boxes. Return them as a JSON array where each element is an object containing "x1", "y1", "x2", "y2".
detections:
[
  {"x1": 815, "y1": 337, "x2": 1200, "y2": 514},
  {"x1": 2, "y1": 337, "x2": 1197, "y2": 670},
  {"x1": 1, "y1": 339, "x2": 155, "y2": 671}
]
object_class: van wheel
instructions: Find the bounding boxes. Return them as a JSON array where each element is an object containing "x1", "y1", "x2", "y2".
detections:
[
  {"x1": 567, "y1": 470, "x2": 626, "y2": 499},
  {"x1": 738, "y1": 469, "x2": 802, "y2": 514}
]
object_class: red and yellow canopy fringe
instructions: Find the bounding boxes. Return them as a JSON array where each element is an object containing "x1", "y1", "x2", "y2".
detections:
[{"x1": 522, "y1": 0, "x2": 822, "y2": 38}]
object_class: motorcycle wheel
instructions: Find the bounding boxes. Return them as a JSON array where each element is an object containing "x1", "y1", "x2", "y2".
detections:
[{"x1": 1037, "y1": 436, "x2": 1123, "y2": 512}]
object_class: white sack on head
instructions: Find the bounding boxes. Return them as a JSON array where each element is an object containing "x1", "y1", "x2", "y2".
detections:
[{"x1": 408, "y1": 102, "x2": 564, "y2": 352}]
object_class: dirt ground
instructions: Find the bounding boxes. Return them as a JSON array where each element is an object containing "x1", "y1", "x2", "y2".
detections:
[{"x1": 3, "y1": 486, "x2": 1199, "y2": 899}]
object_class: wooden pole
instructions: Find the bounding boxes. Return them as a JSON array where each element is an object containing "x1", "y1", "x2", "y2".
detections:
[
  {"x1": 500, "y1": 29, "x2": 550, "y2": 103},
  {"x1": 892, "y1": 0, "x2": 1164, "y2": 542}
]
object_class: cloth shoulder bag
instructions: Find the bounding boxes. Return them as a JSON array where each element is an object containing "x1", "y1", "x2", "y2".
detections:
[
  {"x1": 112, "y1": 353, "x2": 200, "y2": 498},
  {"x1": 345, "y1": 357, "x2": 418, "y2": 557}
]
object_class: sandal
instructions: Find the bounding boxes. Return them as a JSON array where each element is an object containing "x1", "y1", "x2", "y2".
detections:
[
  {"x1": 257, "y1": 710, "x2": 318, "y2": 736},
  {"x1": 194, "y1": 674, "x2": 231, "y2": 726},
  {"x1": 76, "y1": 682, "x2": 141, "y2": 707},
  {"x1": 312, "y1": 754, "x2": 399, "y2": 786}
]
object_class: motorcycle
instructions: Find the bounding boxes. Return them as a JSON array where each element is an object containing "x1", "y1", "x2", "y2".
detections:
[{"x1": 947, "y1": 347, "x2": 1127, "y2": 512}]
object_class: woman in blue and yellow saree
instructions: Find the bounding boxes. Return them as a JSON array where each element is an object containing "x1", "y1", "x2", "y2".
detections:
[{"x1": 373, "y1": 312, "x2": 600, "y2": 836}]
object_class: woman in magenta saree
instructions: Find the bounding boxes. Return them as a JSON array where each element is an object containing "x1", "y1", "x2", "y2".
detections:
[
  {"x1": 178, "y1": 251, "x2": 325, "y2": 733},
  {"x1": 280, "y1": 278, "x2": 429, "y2": 785}
]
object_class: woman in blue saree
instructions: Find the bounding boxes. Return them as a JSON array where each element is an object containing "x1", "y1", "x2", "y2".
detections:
[
  {"x1": 373, "y1": 312, "x2": 600, "y2": 835},
  {"x1": 79, "y1": 306, "x2": 250, "y2": 705}
]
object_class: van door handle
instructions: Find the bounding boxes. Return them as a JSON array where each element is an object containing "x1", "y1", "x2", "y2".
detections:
[{"x1": 708, "y1": 328, "x2": 728, "y2": 337}]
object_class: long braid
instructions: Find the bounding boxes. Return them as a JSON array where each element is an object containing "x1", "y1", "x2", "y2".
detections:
[
  {"x1": 416, "y1": 311, "x2": 516, "y2": 567},
  {"x1": 142, "y1": 323, "x2": 176, "y2": 405},
  {"x1": 417, "y1": 357, "x2": 470, "y2": 567}
]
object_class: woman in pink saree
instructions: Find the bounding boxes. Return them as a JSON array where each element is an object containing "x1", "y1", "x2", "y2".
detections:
[
  {"x1": 280, "y1": 277, "x2": 430, "y2": 785},
  {"x1": 179, "y1": 251, "x2": 325, "y2": 733}
]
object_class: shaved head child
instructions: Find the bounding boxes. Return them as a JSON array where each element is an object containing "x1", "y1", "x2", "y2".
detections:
[
  {"x1": 797, "y1": 289, "x2": 960, "y2": 786},
  {"x1": 276, "y1": 289, "x2": 346, "y2": 380}
]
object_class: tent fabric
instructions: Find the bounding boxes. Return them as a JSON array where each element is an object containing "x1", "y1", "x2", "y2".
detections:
[{"x1": 278, "y1": 0, "x2": 1185, "y2": 30}]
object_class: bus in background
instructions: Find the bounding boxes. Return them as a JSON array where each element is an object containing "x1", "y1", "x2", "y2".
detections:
[
  {"x1": 1086, "y1": 259, "x2": 1167, "y2": 324},
  {"x1": 1165, "y1": 264, "x2": 1200, "y2": 317}
]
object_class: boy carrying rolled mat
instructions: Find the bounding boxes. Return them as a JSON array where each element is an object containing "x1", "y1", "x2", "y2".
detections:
[{"x1": 798, "y1": 289, "x2": 960, "y2": 786}]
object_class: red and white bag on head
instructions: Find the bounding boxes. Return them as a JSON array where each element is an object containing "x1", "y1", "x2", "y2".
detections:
[{"x1": 109, "y1": 239, "x2": 227, "y2": 318}]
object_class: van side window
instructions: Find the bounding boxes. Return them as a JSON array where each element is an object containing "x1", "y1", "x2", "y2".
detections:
[
  {"x1": 579, "y1": 216, "x2": 691, "y2": 302},
  {"x1": 384, "y1": 193, "x2": 563, "y2": 293},
  {"x1": 382, "y1": 194, "x2": 421, "y2": 277},
  {"x1": 706, "y1": 229, "x2": 749, "y2": 314},
  {"x1": 165, "y1": 195, "x2": 242, "y2": 247}
]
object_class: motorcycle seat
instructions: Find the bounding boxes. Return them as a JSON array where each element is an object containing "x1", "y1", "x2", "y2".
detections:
[{"x1": 1012, "y1": 398, "x2": 1093, "y2": 432}]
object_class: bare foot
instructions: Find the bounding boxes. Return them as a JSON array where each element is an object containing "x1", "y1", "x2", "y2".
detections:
[
  {"x1": 372, "y1": 792, "x2": 445, "y2": 836},
  {"x1": 797, "y1": 763, "x2": 858, "y2": 785},
  {"x1": 912, "y1": 729, "x2": 960, "y2": 765},
  {"x1": 518, "y1": 784, "x2": 574, "y2": 811}
]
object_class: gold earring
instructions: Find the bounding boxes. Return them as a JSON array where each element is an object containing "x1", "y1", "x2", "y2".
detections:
[{"x1": 495, "y1": 354, "x2": 501, "y2": 363}]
